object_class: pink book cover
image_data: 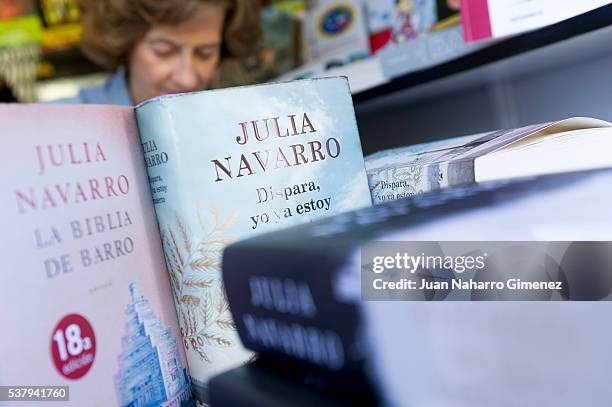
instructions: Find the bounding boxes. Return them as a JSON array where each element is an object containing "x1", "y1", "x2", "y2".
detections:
[
  {"x1": 0, "y1": 104, "x2": 192, "y2": 406},
  {"x1": 461, "y1": 0, "x2": 492, "y2": 42}
]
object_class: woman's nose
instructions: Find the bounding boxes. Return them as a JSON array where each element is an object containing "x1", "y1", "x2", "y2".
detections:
[{"x1": 171, "y1": 54, "x2": 199, "y2": 90}]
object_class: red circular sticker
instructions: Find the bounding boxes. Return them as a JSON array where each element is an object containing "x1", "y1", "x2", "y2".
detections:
[{"x1": 50, "y1": 314, "x2": 96, "y2": 380}]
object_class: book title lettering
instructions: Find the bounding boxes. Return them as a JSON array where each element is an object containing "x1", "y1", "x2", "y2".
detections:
[
  {"x1": 142, "y1": 139, "x2": 168, "y2": 168},
  {"x1": 13, "y1": 142, "x2": 137, "y2": 280},
  {"x1": 242, "y1": 276, "x2": 345, "y2": 371},
  {"x1": 15, "y1": 142, "x2": 130, "y2": 213},
  {"x1": 39, "y1": 211, "x2": 136, "y2": 280},
  {"x1": 211, "y1": 112, "x2": 342, "y2": 182}
]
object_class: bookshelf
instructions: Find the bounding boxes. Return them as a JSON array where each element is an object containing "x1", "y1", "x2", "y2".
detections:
[
  {"x1": 352, "y1": 4, "x2": 612, "y2": 103},
  {"x1": 345, "y1": 4, "x2": 612, "y2": 154}
]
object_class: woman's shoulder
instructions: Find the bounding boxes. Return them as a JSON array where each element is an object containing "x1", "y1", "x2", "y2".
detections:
[{"x1": 52, "y1": 69, "x2": 133, "y2": 106}]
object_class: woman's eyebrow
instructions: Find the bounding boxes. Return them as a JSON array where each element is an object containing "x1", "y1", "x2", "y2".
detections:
[
  {"x1": 195, "y1": 43, "x2": 221, "y2": 50},
  {"x1": 146, "y1": 38, "x2": 220, "y2": 49},
  {"x1": 147, "y1": 38, "x2": 179, "y2": 47}
]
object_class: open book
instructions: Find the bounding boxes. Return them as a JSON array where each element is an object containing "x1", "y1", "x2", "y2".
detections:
[
  {"x1": 0, "y1": 78, "x2": 372, "y2": 405},
  {"x1": 366, "y1": 117, "x2": 612, "y2": 203}
]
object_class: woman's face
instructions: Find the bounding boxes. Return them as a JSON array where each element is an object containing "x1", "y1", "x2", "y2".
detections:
[{"x1": 128, "y1": 5, "x2": 225, "y2": 104}]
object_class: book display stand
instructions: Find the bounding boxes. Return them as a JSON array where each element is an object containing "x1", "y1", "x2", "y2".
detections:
[
  {"x1": 2, "y1": 3, "x2": 611, "y2": 406},
  {"x1": 349, "y1": 4, "x2": 612, "y2": 153}
]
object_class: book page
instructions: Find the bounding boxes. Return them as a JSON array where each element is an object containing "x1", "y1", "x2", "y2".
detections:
[
  {"x1": 475, "y1": 127, "x2": 612, "y2": 182},
  {"x1": 442, "y1": 117, "x2": 610, "y2": 162},
  {"x1": 0, "y1": 104, "x2": 192, "y2": 406},
  {"x1": 493, "y1": 117, "x2": 611, "y2": 151}
]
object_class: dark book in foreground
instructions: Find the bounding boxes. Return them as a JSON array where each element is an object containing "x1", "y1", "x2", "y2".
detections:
[
  {"x1": 209, "y1": 357, "x2": 376, "y2": 407},
  {"x1": 222, "y1": 169, "x2": 612, "y2": 406}
]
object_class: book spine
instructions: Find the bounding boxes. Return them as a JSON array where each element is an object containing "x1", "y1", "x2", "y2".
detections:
[
  {"x1": 135, "y1": 103, "x2": 184, "y2": 210},
  {"x1": 368, "y1": 163, "x2": 439, "y2": 203},
  {"x1": 222, "y1": 244, "x2": 376, "y2": 393},
  {"x1": 461, "y1": 0, "x2": 493, "y2": 42},
  {"x1": 136, "y1": 103, "x2": 251, "y2": 404},
  {"x1": 135, "y1": 102, "x2": 202, "y2": 396}
]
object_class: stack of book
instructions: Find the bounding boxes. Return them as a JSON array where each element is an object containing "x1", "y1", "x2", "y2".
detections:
[
  {"x1": 213, "y1": 119, "x2": 612, "y2": 405},
  {"x1": 2, "y1": 77, "x2": 611, "y2": 406},
  {"x1": 1, "y1": 77, "x2": 371, "y2": 406}
]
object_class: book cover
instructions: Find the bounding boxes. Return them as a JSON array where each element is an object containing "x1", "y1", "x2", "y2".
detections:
[
  {"x1": 377, "y1": 0, "x2": 487, "y2": 80},
  {"x1": 222, "y1": 168, "x2": 612, "y2": 406},
  {"x1": 209, "y1": 357, "x2": 376, "y2": 407},
  {"x1": 303, "y1": 0, "x2": 371, "y2": 66},
  {"x1": 0, "y1": 104, "x2": 192, "y2": 406},
  {"x1": 135, "y1": 77, "x2": 372, "y2": 400}
]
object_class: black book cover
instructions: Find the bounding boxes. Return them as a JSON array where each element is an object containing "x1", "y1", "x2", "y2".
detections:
[
  {"x1": 222, "y1": 168, "x2": 612, "y2": 402},
  {"x1": 209, "y1": 357, "x2": 376, "y2": 406}
]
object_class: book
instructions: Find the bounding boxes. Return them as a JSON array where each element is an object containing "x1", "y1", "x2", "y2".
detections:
[
  {"x1": 365, "y1": 117, "x2": 612, "y2": 203},
  {"x1": 0, "y1": 77, "x2": 372, "y2": 405},
  {"x1": 222, "y1": 168, "x2": 612, "y2": 406},
  {"x1": 209, "y1": 357, "x2": 376, "y2": 406},
  {"x1": 303, "y1": 0, "x2": 371, "y2": 67},
  {"x1": 461, "y1": 0, "x2": 611, "y2": 42},
  {"x1": 376, "y1": 0, "x2": 487, "y2": 81}
]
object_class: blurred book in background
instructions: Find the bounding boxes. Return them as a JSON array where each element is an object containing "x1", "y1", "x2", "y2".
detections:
[
  {"x1": 37, "y1": 0, "x2": 82, "y2": 52},
  {"x1": 219, "y1": 0, "x2": 306, "y2": 87},
  {"x1": 461, "y1": 0, "x2": 612, "y2": 42},
  {"x1": 377, "y1": 0, "x2": 488, "y2": 79},
  {"x1": 0, "y1": 0, "x2": 42, "y2": 101},
  {"x1": 303, "y1": 0, "x2": 370, "y2": 69}
]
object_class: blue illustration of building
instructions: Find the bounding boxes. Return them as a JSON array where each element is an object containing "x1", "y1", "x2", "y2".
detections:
[{"x1": 115, "y1": 283, "x2": 192, "y2": 407}]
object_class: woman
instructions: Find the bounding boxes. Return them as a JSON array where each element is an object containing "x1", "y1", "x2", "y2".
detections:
[{"x1": 60, "y1": 0, "x2": 260, "y2": 105}]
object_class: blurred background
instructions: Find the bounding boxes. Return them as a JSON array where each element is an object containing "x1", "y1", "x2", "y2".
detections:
[{"x1": 1, "y1": 0, "x2": 610, "y2": 153}]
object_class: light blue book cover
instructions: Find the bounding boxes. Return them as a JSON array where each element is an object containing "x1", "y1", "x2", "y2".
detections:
[{"x1": 135, "y1": 77, "x2": 371, "y2": 401}]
